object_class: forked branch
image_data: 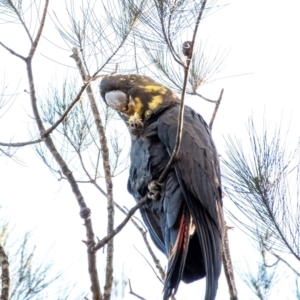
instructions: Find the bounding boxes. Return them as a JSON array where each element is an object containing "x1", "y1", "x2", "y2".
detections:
[
  {"x1": 71, "y1": 47, "x2": 114, "y2": 300},
  {"x1": 93, "y1": 196, "x2": 149, "y2": 251},
  {"x1": 2, "y1": 1, "x2": 102, "y2": 299}
]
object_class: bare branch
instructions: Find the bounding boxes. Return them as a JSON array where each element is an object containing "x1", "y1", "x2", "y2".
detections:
[
  {"x1": 261, "y1": 246, "x2": 279, "y2": 268},
  {"x1": 15, "y1": 4, "x2": 102, "y2": 299},
  {"x1": 194, "y1": 92, "x2": 219, "y2": 103},
  {"x1": 78, "y1": 164, "x2": 165, "y2": 284},
  {"x1": 159, "y1": 11, "x2": 184, "y2": 67},
  {"x1": 158, "y1": 0, "x2": 207, "y2": 184},
  {"x1": 80, "y1": 167, "x2": 166, "y2": 284},
  {"x1": 263, "y1": 245, "x2": 300, "y2": 277},
  {"x1": 27, "y1": 0, "x2": 49, "y2": 59},
  {"x1": 0, "y1": 41, "x2": 26, "y2": 61},
  {"x1": 222, "y1": 226, "x2": 238, "y2": 300},
  {"x1": 93, "y1": 196, "x2": 149, "y2": 251},
  {"x1": 0, "y1": 244, "x2": 10, "y2": 300},
  {"x1": 127, "y1": 218, "x2": 165, "y2": 281},
  {"x1": 206, "y1": 69, "x2": 235, "y2": 300},
  {"x1": 71, "y1": 47, "x2": 114, "y2": 300},
  {"x1": 3, "y1": 0, "x2": 33, "y2": 43},
  {"x1": 128, "y1": 279, "x2": 146, "y2": 300},
  {"x1": 0, "y1": 139, "x2": 42, "y2": 147},
  {"x1": 132, "y1": 224, "x2": 166, "y2": 282},
  {"x1": 209, "y1": 88, "x2": 224, "y2": 130},
  {"x1": 42, "y1": 17, "x2": 134, "y2": 138},
  {"x1": 133, "y1": 245, "x2": 164, "y2": 285},
  {"x1": 41, "y1": 82, "x2": 90, "y2": 137}
]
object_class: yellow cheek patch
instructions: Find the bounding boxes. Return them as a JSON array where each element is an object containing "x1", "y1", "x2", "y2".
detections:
[
  {"x1": 148, "y1": 95, "x2": 163, "y2": 110},
  {"x1": 126, "y1": 96, "x2": 142, "y2": 116},
  {"x1": 134, "y1": 97, "x2": 143, "y2": 114},
  {"x1": 138, "y1": 84, "x2": 166, "y2": 111},
  {"x1": 139, "y1": 85, "x2": 167, "y2": 94}
]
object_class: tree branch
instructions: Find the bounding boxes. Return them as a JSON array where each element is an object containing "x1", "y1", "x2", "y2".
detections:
[
  {"x1": 0, "y1": 139, "x2": 42, "y2": 147},
  {"x1": 209, "y1": 88, "x2": 224, "y2": 130},
  {"x1": 42, "y1": 21, "x2": 133, "y2": 139},
  {"x1": 158, "y1": 0, "x2": 207, "y2": 184},
  {"x1": 264, "y1": 245, "x2": 300, "y2": 277},
  {"x1": 131, "y1": 224, "x2": 166, "y2": 282},
  {"x1": 93, "y1": 196, "x2": 149, "y2": 251},
  {"x1": 5, "y1": 0, "x2": 33, "y2": 43},
  {"x1": 0, "y1": 41, "x2": 26, "y2": 61},
  {"x1": 27, "y1": 70, "x2": 102, "y2": 300},
  {"x1": 0, "y1": 244, "x2": 10, "y2": 300},
  {"x1": 128, "y1": 279, "x2": 146, "y2": 300},
  {"x1": 133, "y1": 245, "x2": 164, "y2": 285},
  {"x1": 79, "y1": 170, "x2": 166, "y2": 283},
  {"x1": 75, "y1": 157, "x2": 166, "y2": 284},
  {"x1": 41, "y1": 82, "x2": 91, "y2": 137},
  {"x1": 14, "y1": 3, "x2": 102, "y2": 300},
  {"x1": 222, "y1": 226, "x2": 238, "y2": 300},
  {"x1": 27, "y1": 0, "x2": 49, "y2": 59},
  {"x1": 159, "y1": 9, "x2": 184, "y2": 67},
  {"x1": 207, "y1": 87, "x2": 237, "y2": 299},
  {"x1": 92, "y1": 0, "x2": 209, "y2": 267},
  {"x1": 194, "y1": 92, "x2": 219, "y2": 103},
  {"x1": 261, "y1": 248, "x2": 279, "y2": 268},
  {"x1": 71, "y1": 47, "x2": 114, "y2": 300}
]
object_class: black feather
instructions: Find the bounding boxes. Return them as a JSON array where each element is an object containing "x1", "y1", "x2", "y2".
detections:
[{"x1": 100, "y1": 75, "x2": 224, "y2": 300}]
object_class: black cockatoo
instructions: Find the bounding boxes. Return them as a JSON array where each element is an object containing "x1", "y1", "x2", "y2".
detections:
[{"x1": 100, "y1": 74, "x2": 224, "y2": 300}]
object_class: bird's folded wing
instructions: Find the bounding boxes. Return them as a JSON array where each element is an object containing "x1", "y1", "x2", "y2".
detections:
[{"x1": 157, "y1": 105, "x2": 224, "y2": 300}]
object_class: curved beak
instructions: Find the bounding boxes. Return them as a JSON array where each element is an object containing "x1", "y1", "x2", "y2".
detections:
[{"x1": 105, "y1": 90, "x2": 127, "y2": 111}]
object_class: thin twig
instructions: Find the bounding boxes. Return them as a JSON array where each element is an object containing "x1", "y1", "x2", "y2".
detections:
[
  {"x1": 41, "y1": 82, "x2": 90, "y2": 137},
  {"x1": 131, "y1": 222, "x2": 166, "y2": 282},
  {"x1": 208, "y1": 88, "x2": 237, "y2": 299},
  {"x1": 7, "y1": 0, "x2": 33, "y2": 44},
  {"x1": 159, "y1": 6, "x2": 185, "y2": 67},
  {"x1": 4, "y1": 2, "x2": 102, "y2": 299},
  {"x1": 93, "y1": 196, "x2": 149, "y2": 251},
  {"x1": 133, "y1": 245, "x2": 164, "y2": 284},
  {"x1": 42, "y1": 21, "x2": 134, "y2": 138},
  {"x1": 0, "y1": 139, "x2": 42, "y2": 147},
  {"x1": 71, "y1": 47, "x2": 114, "y2": 300},
  {"x1": 79, "y1": 165, "x2": 166, "y2": 283},
  {"x1": 222, "y1": 226, "x2": 238, "y2": 300},
  {"x1": 82, "y1": 169, "x2": 166, "y2": 282},
  {"x1": 158, "y1": 0, "x2": 207, "y2": 184},
  {"x1": 128, "y1": 279, "x2": 146, "y2": 300},
  {"x1": 27, "y1": 0, "x2": 49, "y2": 60},
  {"x1": 261, "y1": 248, "x2": 279, "y2": 268},
  {"x1": 209, "y1": 88, "x2": 224, "y2": 130},
  {"x1": 0, "y1": 42, "x2": 26, "y2": 61},
  {"x1": 194, "y1": 92, "x2": 219, "y2": 103},
  {"x1": 93, "y1": 0, "x2": 209, "y2": 259},
  {"x1": 126, "y1": 212, "x2": 165, "y2": 281},
  {"x1": 263, "y1": 245, "x2": 300, "y2": 277},
  {"x1": 6, "y1": 0, "x2": 33, "y2": 43},
  {"x1": 0, "y1": 244, "x2": 10, "y2": 300}
]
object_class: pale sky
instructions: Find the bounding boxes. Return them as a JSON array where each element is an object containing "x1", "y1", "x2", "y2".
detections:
[{"x1": 1, "y1": 0, "x2": 300, "y2": 299}]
